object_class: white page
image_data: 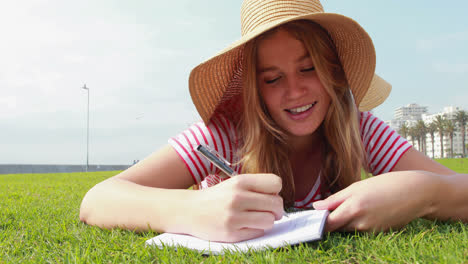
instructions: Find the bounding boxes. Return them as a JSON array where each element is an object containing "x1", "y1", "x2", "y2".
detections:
[{"x1": 146, "y1": 209, "x2": 328, "y2": 255}]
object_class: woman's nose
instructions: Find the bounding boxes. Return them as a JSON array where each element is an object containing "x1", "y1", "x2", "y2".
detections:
[{"x1": 285, "y1": 76, "x2": 306, "y2": 98}]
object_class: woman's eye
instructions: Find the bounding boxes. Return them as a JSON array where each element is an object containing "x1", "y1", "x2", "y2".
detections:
[
  {"x1": 265, "y1": 76, "x2": 281, "y2": 84},
  {"x1": 301, "y1": 66, "x2": 315, "y2": 72}
]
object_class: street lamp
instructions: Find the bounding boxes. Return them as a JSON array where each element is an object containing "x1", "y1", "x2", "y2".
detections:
[{"x1": 82, "y1": 84, "x2": 90, "y2": 172}]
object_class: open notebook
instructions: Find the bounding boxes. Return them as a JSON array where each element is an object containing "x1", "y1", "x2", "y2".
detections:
[{"x1": 146, "y1": 209, "x2": 328, "y2": 255}]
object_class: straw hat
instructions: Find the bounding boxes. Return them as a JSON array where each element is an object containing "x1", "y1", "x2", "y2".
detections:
[{"x1": 189, "y1": 0, "x2": 391, "y2": 123}]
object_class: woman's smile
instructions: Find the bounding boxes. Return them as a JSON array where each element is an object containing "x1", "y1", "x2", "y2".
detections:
[{"x1": 285, "y1": 101, "x2": 318, "y2": 120}]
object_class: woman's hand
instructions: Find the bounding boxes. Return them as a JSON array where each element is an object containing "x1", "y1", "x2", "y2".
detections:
[
  {"x1": 313, "y1": 171, "x2": 442, "y2": 233},
  {"x1": 187, "y1": 173, "x2": 284, "y2": 242}
]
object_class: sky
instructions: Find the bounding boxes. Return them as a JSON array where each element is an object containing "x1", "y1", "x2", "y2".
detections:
[{"x1": 1, "y1": 0, "x2": 467, "y2": 165}]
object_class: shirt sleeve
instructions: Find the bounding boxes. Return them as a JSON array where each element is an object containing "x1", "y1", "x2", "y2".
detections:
[
  {"x1": 360, "y1": 111, "x2": 412, "y2": 175},
  {"x1": 168, "y1": 115, "x2": 239, "y2": 184}
]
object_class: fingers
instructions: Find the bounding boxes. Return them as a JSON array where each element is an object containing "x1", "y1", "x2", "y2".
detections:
[
  {"x1": 312, "y1": 186, "x2": 357, "y2": 232},
  {"x1": 202, "y1": 173, "x2": 284, "y2": 241},
  {"x1": 237, "y1": 191, "x2": 284, "y2": 220},
  {"x1": 235, "y1": 173, "x2": 282, "y2": 195},
  {"x1": 237, "y1": 211, "x2": 276, "y2": 230},
  {"x1": 313, "y1": 188, "x2": 351, "y2": 211},
  {"x1": 324, "y1": 198, "x2": 356, "y2": 232},
  {"x1": 224, "y1": 174, "x2": 284, "y2": 220}
]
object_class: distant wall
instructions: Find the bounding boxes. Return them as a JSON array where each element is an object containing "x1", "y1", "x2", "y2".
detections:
[{"x1": 0, "y1": 164, "x2": 131, "y2": 174}]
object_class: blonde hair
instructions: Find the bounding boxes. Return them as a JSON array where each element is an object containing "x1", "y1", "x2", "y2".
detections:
[{"x1": 237, "y1": 20, "x2": 368, "y2": 207}]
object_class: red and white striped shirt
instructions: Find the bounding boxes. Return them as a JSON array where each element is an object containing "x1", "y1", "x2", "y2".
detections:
[{"x1": 169, "y1": 111, "x2": 412, "y2": 209}]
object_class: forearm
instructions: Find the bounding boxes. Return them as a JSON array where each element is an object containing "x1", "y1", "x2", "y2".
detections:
[
  {"x1": 79, "y1": 178, "x2": 197, "y2": 233},
  {"x1": 428, "y1": 173, "x2": 468, "y2": 222}
]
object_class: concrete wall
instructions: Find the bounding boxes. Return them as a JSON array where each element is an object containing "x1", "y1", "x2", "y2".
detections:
[{"x1": 0, "y1": 164, "x2": 131, "y2": 174}]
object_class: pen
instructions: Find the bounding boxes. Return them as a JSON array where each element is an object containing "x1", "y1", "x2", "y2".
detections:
[
  {"x1": 196, "y1": 144, "x2": 288, "y2": 218},
  {"x1": 196, "y1": 144, "x2": 237, "y2": 177}
]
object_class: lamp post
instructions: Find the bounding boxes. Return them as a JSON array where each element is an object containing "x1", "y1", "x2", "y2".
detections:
[{"x1": 82, "y1": 84, "x2": 89, "y2": 172}]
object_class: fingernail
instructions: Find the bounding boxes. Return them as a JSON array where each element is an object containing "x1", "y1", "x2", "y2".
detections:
[{"x1": 312, "y1": 200, "x2": 323, "y2": 209}]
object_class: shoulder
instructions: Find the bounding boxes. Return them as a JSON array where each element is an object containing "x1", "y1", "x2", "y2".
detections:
[
  {"x1": 358, "y1": 111, "x2": 378, "y2": 129},
  {"x1": 170, "y1": 114, "x2": 239, "y2": 162},
  {"x1": 358, "y1": 111, "x2": 389, "y2": 137},
  {"x1": 190, "y1": 114, "x2": 238, "y2": 151},
  {"x1": 207, "y1": 115, "x2": 237, "y2": 139},
  {"x1": 358, "y1": 111, "x2": 412, "y2": 174},
  {"x1": 167, "y1": 114, "x2": 240, "y2": 184}
]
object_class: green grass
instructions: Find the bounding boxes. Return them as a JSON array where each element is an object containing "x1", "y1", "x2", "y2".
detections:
[
  {"x1": 1, "y1": 160, "x2": 468, "y2": 263},
  {"x1": 436, "y1": 158, "x2": 468, "y2": 173}
]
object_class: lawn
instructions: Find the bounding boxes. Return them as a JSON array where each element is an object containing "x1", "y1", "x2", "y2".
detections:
[{"x1": 1, "y1": 159, "x2": 467, "y2": 263}]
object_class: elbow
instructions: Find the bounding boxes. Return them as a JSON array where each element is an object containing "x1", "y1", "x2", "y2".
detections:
[
  {"x1": 79, "y1": 182, "x2": 104, "y2": 226},
  {"x1": 78, "y1": 179, "x2": 120, "y2": 228},
  {"x1": 79, "y1": 190, "x2": 92, "y2": 225},
  {"x1": 79, "y1": 210, "x2": 89, "y2": 224}
]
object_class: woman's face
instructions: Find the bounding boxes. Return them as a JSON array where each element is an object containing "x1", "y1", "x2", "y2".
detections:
[{"x1": 256, "y1": 29, "x2": 331, "y2": 138}]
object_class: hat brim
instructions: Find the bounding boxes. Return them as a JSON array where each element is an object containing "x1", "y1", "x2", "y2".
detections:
[
  {"x1": 190, "y1": 12, "x2": 380, "y2": 123},
  {"x1": 359, "y1": 74, "x2": 392, "y2": 111}
]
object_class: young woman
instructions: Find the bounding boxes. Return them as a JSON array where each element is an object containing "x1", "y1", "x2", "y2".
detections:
[{"x1": 80, "y1": 0, "x2": 468, "y2": 243}]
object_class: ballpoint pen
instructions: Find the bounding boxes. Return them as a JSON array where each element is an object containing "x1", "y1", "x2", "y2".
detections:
[
  {"x1": 196, "y1": 144, "x2": 288, "y2": 218},
  {"x1": 196, "y1": 144, "x2": 237, "y2": 177}
]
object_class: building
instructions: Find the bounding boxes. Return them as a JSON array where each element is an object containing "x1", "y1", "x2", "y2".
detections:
[
  {"x1": 394, "y1": 103, "x2": 428, "y2": 120},
  {"x1": 386, "y1": 103, "x2": 427, "y2": 132},
  {"x1": 386, "y1": 104, "x2": 467, "y2": 158},
  {"x1": 422, "y1": 106, "x2": 467, "y2": 158}
]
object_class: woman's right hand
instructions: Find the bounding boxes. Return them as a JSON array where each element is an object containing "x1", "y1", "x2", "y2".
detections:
[
  {"x1": 80, "y1": 145, "x2": 284, "y2": 242},
  {"x1": 187, "y1": 173, "x2": 284, "y2": 242}
]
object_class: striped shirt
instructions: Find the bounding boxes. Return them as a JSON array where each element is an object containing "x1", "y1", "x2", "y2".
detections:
[{"x1": 169, "y1": 111, "x2": 412, "y2": 209}]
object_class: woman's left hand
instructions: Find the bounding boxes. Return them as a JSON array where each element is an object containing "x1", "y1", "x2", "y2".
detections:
[{"x1": 313, "y1": 171, "x2": 442, "y2": 232}]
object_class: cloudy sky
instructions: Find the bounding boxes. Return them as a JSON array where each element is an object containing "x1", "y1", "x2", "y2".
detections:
[{"x1": 1, "y1": 0, "x2": 467, "y2": 165}]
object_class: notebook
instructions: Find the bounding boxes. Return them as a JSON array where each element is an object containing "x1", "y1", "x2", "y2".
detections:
[{"x1": 145, "y1": 209, "x2": 328, "y2": 255}]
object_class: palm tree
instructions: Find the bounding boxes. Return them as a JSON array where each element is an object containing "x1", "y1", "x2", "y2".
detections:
[
  {"x1": 408, "y1": 125, "x2": 418, "y2": 149},
  {"x1": 427, "y1": 122, "x2": 437, "y2": 159},
  {"x1": 455, "y1": 110, "x2": 468, "y2": 157},
  {"x1": 398, "y1": 123, "x2": 409, "y2": 140},
  {"x1": 433, "y1": 115, "x2": 446, "y2": 158},
  {"x1": 445, "y1": 119, "x2": 455, "y2": 158},
  {"x1": 416, "y1": 120, "x2": 427, "y2": 155}
]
